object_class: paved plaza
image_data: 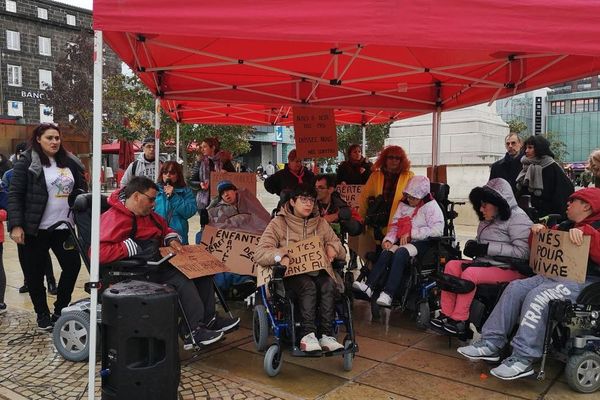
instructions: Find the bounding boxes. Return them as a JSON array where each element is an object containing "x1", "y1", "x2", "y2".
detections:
[{"x1": 0, "y1": 188, "x2": 589, "y2": 399}]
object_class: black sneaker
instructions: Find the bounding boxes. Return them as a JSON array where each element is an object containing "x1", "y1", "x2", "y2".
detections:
[
  {"x1": 50, "y1": 313, "x2": 61, "y2": 324},
  {"x1": 429, "y1": 314, "x2": 448, "y2": 329},
  {"x1": 0, "y1": 303, "x2": 6, "y2": 314},
  {"x1": 443, "y1": 318, "x2": 467, "y2": 335},
  {"x1": 18, "y1": 285, "x2": 29, "y2": 294},
  {"x1": 183, "y1": 327, "x2": 223, "y2": 349},
  {"x1": 47, "y1": 282, "x2": 58, "y2": 296},
  {"x1": 206, "y1": 313, "x2": 240, "y2": 333},
  {"x1": 37, "y1": 314, "x2": 54, "y2": 332}
]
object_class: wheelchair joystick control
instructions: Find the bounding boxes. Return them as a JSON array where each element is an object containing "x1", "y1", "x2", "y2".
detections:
[{"x1": 100, "y1": 368, "x2": 111, "y2": 377}]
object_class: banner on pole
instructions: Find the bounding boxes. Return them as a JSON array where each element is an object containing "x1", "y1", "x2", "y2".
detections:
[{"x1": 292, "y1": 107, "x2": 337, "y2": 159}]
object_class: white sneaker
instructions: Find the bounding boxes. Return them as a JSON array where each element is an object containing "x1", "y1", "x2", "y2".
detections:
[
  {"x1": 376, "y1": 292, "x2": 392, "y2": 307},
  {"x1": 352, "y1": 281, "x2": 373, "y2": 298},
  {"x1": 300, "y1": 332, "x2": 322, "y2": 352},
  {"x1": 319, "y1": 335, "x2": 344, "y2": 352}
]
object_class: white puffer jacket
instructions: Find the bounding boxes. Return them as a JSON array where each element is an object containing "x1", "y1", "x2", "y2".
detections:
[{"x1": 383, "y1": 176, "x2": 444, "y2": 244}]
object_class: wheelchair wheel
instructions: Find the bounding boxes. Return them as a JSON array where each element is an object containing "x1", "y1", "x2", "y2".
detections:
[
  {"x1": 264, "y1": 344, "x2": 283, "y2": 377},
  {"x1": 343, "y1": 339, "x2": 354, "y2": 371},
  {"x1": 565, "y1": 351, "x2": 600, "y2": 393},
  {"x1": 53, "y1": 311, "x2": 91, "y2": 362},
  {"x1": 415, "y1": 301, "x2": 430, "y2": 329},
  {"x1": 253, "y1": 304, "x2": 269, "y2": 352}
]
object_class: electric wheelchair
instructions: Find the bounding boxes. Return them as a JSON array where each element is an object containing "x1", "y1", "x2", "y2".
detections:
[{"x1": 252, "y1": 258, "x2": 358, "y2": 377}]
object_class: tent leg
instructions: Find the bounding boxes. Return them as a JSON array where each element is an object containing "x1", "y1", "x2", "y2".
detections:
[
  {"x1": 361, "y1": 124, "x2": 366, "y2": 155},
  {"x1": 155, "y1": 98, "x2": 161, "y2": 180},
  {"x1": 431, "y1": 107, "x2": 442, "y2": 180},
  {"x1": 88, "y1": 30, "x2": 103, "y2": 400},
  {"x1": 176, "y1": 122, "x2": 180, "y2": 163}
]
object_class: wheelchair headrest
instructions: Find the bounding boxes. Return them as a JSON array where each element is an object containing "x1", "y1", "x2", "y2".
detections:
[
  {"x1": 72, "y1": 192, "x2": 110, "y2": 213},
  {"x1": 430, "y1": 182, "x2": 449, "y2": 203}
]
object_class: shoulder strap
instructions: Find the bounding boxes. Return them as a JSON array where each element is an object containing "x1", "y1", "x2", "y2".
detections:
[{"x1": 131, "y1": 160, "x2": 139, "y2": 176}]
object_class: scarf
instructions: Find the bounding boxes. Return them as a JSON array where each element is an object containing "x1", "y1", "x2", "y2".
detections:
[
  {"x1": 515, "y1": 155, "x2": 554, "y2": 196},
  {"x1": 289, "y1": 166, "x2": 306, "y2": 184}
]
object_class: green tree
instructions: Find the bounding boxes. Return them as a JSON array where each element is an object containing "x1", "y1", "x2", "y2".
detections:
[
  {"x1": 336, "y1": 123, "x2": 390, "y2": 159},
  {"x1": 544, "y1": 131, "x2": 569, "y2": 163},
  {"x1": 507, "y1": 119, "x2": 528, "y2": 138}
]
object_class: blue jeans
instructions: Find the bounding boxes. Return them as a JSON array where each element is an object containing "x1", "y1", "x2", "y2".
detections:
[{"x1": 367, "y1": 240, "x2": 431, "y2": 297}]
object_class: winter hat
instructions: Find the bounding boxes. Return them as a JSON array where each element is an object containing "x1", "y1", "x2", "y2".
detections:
[
  {"x1": 142, "y1": 136, "x2": 155, "y2": 146},
  {"x1": 569, "y1": 187, "x2": 600, "y2": 214},
  {"x1": 403, "y1": 175, "x2": 431, "y2": 200},
  {"x1": 469, "y1": 178, "x2": 512, "y2": 221},
  {"x1": 217, "y1": 180, "x2": 237, "y2": 197}
]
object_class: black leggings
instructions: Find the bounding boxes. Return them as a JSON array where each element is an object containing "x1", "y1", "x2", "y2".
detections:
[
  {"x1": 22, "y1": 230, "x2": 81, "y2": 316},
  {"x1": 18, "y1": 244, "x2": 55, "y2": 286},
  {"x1": 0, "y1": 244, "x2": 5, "y2": 304}
]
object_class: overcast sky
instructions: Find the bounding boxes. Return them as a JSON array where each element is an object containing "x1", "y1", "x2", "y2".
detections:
[{"x1": 52, "y1": 0, "x2": 93, "y2": 10}]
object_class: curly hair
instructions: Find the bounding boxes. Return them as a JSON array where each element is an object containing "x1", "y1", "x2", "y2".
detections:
[{"x1": 372, "y1": 145, "x2": 410, "y2": 172}]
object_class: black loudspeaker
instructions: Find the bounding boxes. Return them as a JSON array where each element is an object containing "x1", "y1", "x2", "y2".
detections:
[{"x1": 101, "y1": 280, "x2": 180, "y2": 400}]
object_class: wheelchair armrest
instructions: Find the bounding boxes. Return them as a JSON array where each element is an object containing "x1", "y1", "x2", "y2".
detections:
[
  {"x1": 434, "y1": 271, "x2": 476, "y2": 294},
  {"x1": 576, "y1": 281, "x2": 600, "y2": 305},
  {"x1": 101, "y1": 259, "x2": 148, "y2": 270}
]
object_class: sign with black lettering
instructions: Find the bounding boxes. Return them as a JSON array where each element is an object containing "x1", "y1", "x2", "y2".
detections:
[
  {"x1": 256, "y1": 236, "x2": 334, "y2": 286},
  {"x1": 336, "y1": 184, "x2": 363, "y2": 210},
  {"x1": 292, "y1": 107, "x2": 337, "y2": 159},
  {"x1": 200, "y1": 225, "x2": 261, "y2": 276},
  {"x1": 210, "y1": 172, "x2": 257, "y2": 197},
  {"x1": 529, "y1": 230, "x2": 590, "y2": 283},
  {"x1": 159, "y1": 245, "x2": 228, "y2": 279}
]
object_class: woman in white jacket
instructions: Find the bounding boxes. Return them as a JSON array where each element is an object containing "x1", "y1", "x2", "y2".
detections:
[{"x1": 353, "y1": 176, "x2": 444, "y2": 306}]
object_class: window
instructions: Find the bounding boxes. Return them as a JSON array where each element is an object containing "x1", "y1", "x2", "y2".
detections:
[
  {"x1": 550, "y1": 100, "x2": 565, "y2": 115},
  {"x1": 37, "y1": 7, "x2": 48, "y2": 19},
  {"x1": 5, "y1": 0, "x2": 16, "y2": 12},
  {"x1": 6, "y1": 30, "x2": 20, "y2": 51},
  {"x1": 39, "y1": 104, "x2": 54, "y2": 123},
  {"x1": 38, "y1": 36, "x2": 51, "y2": 56},
  {"x1": 39, "y1": 69, "x2": 52, "y2": 90},
  {"x1": 7, "y1": 64, "x2": 21, "y2": 86},
  {"x1": 7, "y1": 100, "x2": 23, "y2": 117},
  {"x1": 570, "y1": 98, "x2": 600, "y2": 113},
  {"x1": 66, "y1": 14, "x2": 76, "y2": 26}
]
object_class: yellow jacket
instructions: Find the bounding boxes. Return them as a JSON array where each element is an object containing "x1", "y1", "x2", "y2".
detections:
[{"x1": 358, "y1": 169, "x2": 415, "y2": 232}]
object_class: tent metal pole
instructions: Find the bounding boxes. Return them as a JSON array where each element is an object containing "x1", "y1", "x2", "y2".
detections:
[
  {"x1": 88, "y1": 29, "x2": 103, "y2": 400},
  {"x1": 176, "y1": 122, "x2": 180, "y2": 162},
  {"x1": 361, "y1": 124, "x2": 366, "y2": 155},
  {"x1": 155, "y1": 98, "x2": 161, "y2": 180},
  {"x1": 431, "y1": 107, "x2": 441, "y2": 169}
]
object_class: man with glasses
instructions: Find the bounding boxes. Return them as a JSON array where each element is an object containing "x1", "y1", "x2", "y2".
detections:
[
  {"x1": 120, "y1": 136, "x2": 161, "y2": 187},
  {"x1": 490, "y1": 132, "x2": 523, "y2": 195},
  {"x1": 255, "y1": 183, "x2": 346, "y2": 352},
  {"x1": 100, "y1": 176, "x2": 239, "y2": 347}
]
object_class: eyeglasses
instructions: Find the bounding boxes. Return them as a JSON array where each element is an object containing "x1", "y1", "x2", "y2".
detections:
[
  {"x1": 405, "y1": 194, "x2": 419, "y2": 201},
  {"x1": 387, "y1": 155, "x2": 402, "y2": 160},
  {"x1": 296, "y1": 196, "x2": 316, "y2": 205},
  {"x1": 138, "y1": 191, "x2": 156, "y2": 202},
  {"x1": 162, "y1": 170, "x2": 177, "y2": 175}
]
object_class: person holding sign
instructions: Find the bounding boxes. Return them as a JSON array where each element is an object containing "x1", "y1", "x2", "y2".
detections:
[
  {"x1": 336, "y1": 144, "x2": 372, "y2": 185},
  {"x1": 100, "y1": 177, "x2": 240, "y2": 347},
  {"x1": 154, "y1": 161, "x2": 197, "y2": 244},
  {"x1": 353, "y1": 176, "x2": 444, "y2": 306},
  {"x1": 264, "y1": 150, "x2": 316, "y2": 199},
  {"x1": 458, "y1": 187, "x2": 600, "y2": 380},
  {"x1": 254, "y1": 183, "x2": 346, "y2": 353},
  {"x1": 432, "y1": 178, "x2": 533, "y2": 336}
]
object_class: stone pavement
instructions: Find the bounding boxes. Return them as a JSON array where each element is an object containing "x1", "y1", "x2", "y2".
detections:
[{"x1": 0, "y1": 187, "x2": 586, "y2": 399}]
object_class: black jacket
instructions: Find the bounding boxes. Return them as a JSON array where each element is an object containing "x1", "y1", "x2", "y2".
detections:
[
  {"x1": 264, "y1": 165, "x2": 315, "y2": 196},
  {"x1": 336, "y1": 158, "x2": 372, "y2": 185},
  {"x1": 8, "y1": 149, "x2": 87, "y2": 236},
  {"x1": 489, "y1": 152, "x2": 522, "y2": 195}
]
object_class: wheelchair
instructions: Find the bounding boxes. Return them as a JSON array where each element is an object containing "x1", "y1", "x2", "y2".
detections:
[
  {"x1": 353, "y1": 182, "x2": 463, "y2": 327},
  {"x1": 52, "y1": 193, "x2": 233, "y2": 361},
  {"x1": 252, "y1": 259, "x2": 358, "y2": 377}
]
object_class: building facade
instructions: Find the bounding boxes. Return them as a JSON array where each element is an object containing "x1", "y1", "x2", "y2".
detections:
[{"x1": 0, "y1": 0, "x2": 119, "y2": 124}]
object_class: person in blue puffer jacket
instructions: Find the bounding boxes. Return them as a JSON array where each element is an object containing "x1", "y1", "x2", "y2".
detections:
[{"x1": 154, "y1": 161, "x2": 197, "y2": 244}]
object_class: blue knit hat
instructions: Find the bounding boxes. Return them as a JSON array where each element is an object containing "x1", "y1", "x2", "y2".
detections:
[{"x1": 217, "y1": 180, "x2": 237, "y2": 196}]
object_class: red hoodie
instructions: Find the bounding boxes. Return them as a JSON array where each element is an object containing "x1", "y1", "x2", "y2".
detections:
[
  {"x1": 564, "y1": 187, "x2": 600, "y2": 266},
  {"x1": 99, "y1": 189, "x2": 179, "y2": 264}
]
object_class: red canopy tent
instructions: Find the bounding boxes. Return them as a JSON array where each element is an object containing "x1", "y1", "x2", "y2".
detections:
[{"x1": 101, "y1": 139, "x2": 141, "y2": 154}]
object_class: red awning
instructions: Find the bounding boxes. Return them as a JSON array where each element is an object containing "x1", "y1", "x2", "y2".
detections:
[
  {"x1": 94, "y1": 1, "x2": 600, "y2": 124},
  {"x1": 102, "y1": 140, "x2": 141, "y2": 154}
]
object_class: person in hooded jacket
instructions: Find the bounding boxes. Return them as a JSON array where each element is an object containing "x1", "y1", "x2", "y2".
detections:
[
  {"x1": 431, "y1": 178, "x2": 533, "y2": 336},
  {"x1": 154, "y1": 161, "x2": 196, "y2": 245},
  {"x1": 254, "y1": 183, "x2": 346, "y2": 353},
  {"x1": 336, "y1": 144, "x2": 372, "y2": 185},
  {"x1": 516, "y1": 135, "x2": 574, "y2": 219},
  {"x1": 353, "y1": 176, "x2": 444, "y2": 306},
  {"x1": 120, "y1": 136, "x2": 160, "y2": 187},
  {"x1": 264, "y1": 149, "x2": 315, "y2": 197},
  {"x1": 458, "y1": 187, "x2": 600, "y2": 380}
]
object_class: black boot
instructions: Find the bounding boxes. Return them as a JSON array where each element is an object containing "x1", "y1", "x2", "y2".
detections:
[{"x1": 47, "y1": 281, "x2": 58, "y2": 296}]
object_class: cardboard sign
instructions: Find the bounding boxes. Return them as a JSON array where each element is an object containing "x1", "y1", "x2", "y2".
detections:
[
  {"x1": 210, "y1": 172, "x2": 257, "y2": 197},
  {"x1": 292, "y1": 107, "x2": 337, "y2": 159},
  {"x1": 200, "y1": 225, "x2": 262, "y2": 276},
  {"x1": 529, "y1": 230, "x2": 591, "y2": 284},
  {"x1": 336, "y1": 184, "x2": 363, "y2": 210},
  {"x1": 159, "y1": 245, "x2": 228, "y2": 279},
  {"x1": 256, "y1": 236, "x2": 334, "y2": 286}
]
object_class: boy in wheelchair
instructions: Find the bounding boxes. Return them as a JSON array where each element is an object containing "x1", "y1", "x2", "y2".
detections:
[
  {"x1": 100, "y1": 177, "x2": 239, "y2": 347},
  {"x1": 458, "y1": 187, "x2": 600, "y2": 381},
  {"x1": 353, "y1": 176, "x2": 444, "y2": 306},
  {"x1": 254, "y1": 183, "x2": 347, "y2": 352}
]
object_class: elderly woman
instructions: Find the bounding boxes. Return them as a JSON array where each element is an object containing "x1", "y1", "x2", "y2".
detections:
[
  {"x1": 515, "y1": 135, "x2": 573, "y2": 219},
  {"x1": 431, "y1": 178, "x2": 533, "y2": 336}
]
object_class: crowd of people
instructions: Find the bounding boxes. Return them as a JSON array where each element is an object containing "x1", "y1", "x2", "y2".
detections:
[{"x1": 1, "y1": 123, "x2": 599, "y2": 385}]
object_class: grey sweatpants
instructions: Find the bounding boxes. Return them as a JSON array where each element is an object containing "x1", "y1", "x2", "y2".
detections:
[{"x1": 481, "y1": 275, "x2": 587, "y2": 360}]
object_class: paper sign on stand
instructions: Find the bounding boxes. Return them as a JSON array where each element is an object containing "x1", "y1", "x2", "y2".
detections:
[
  {"x1": 200, "y1": 225, "x2": 262, "y2": 276},
  {"x1": 210, "y1": 171, "x2": 257, "y2": 197},
  {"x1": 159, "y1": 245, "x2": 228, "y2": 279},
  {"x1": 529, "y1": 230, "x2": 590, "y2": 284},
  {"x1": 336, "y1": 184, "x2": 363, "y2": 210},
  {"x1": 256, "y1": 236, "x2": 334, "y2": 286},
  {"x1": 292, "y1": 107, "x2": 337, "y2": 159}
]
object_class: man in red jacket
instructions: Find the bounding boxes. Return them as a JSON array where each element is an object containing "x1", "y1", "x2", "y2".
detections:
[{"x1": 100, "y1": 176, "x2": 239, "y2": 347}]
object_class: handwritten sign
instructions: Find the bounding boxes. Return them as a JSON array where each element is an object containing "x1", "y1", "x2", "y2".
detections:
[
  {"x1": 256, "y1": 236, "x2": 334, "y2": 286},
  {"x1": 292, "y1": 107, "x2": 337, "y2": 159},
  {"x1": 200, "y1": 225, "x2": 261, "y2": 276},
  {"x1": 336, "y1": 184, "x2": 363, "y2": 210},
  {"x1": 159, "y1": 245, "x2": 228, "y2": 279},
  {"x1": 210, "y1": 172, "x2": 257, "y2": 197},
  {"x1": 529, "y1": 230, "x2": 590, "y2": 283}
]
